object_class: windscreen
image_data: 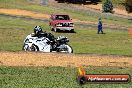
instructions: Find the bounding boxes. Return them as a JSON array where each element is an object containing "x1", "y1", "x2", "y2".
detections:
[{"x1": 55, "y1": 15, "x2": 70, "y2": 20}]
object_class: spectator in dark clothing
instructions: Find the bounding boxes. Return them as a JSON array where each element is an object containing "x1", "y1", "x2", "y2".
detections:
[{"x1": 97, "y1": 18, "x2": 104, "y2": 34}]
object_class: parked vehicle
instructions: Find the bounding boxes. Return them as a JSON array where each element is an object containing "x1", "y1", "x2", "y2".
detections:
[
  {"x1": 55, "y1": 0, "x2": 98, "y2": 3},
  {"x1": 22, "y1": 33, "x2": 73, "y2": 53},
  {"x1": 49, "y1": 14, "x2": 74, "y2": 32}
]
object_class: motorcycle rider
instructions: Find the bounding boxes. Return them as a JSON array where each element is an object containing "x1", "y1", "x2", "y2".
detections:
[
  {"x1": 33, "y1": 26, "x2": 47, "y2": 38},
  {"x1": 33, "y1": 26, "x2": 55, "y2": 42}
]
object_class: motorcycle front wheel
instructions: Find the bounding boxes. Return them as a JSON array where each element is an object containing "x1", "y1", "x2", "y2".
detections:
[{"x1": 23, "y1": 44, "x2": 39, "y2": 52}]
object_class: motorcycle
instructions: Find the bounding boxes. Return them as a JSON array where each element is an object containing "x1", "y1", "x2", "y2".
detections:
[{"x1": 22, "y1": 33, "x2": 73, "y2": 53}]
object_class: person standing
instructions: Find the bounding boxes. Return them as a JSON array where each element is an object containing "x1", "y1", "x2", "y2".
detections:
[
  {"x1": 97, "y1": 17, "x2": 104, "y2": 34},
  {"x1": 40, "y1": 0, "x2": 48, "y2": 5}
]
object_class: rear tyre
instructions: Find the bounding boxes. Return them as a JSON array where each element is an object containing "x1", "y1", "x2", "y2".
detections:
[
  {"x1": 70, "y1": 29, "x2": 74, "y2": 33},
  {"x1": 51, "y1": 28, "x2": 54, "y2": 31},
  {"x1": 58, "y1": 45, "x2": 73, "y2": 53},
  {"x1": 54, "y1": 28, "x2": 58, "y2": 32}
]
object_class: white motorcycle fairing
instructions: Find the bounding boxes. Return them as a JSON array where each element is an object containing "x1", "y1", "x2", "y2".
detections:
[{"x1": 23, "y1": 34, "x2": 51, "y2": 52}]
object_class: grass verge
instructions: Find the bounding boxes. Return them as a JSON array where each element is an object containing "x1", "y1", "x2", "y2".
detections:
[
  {"x1": 0, "y1": 15, "x2": 132, "y2": 55},
  {"x1": 0, "y1": 0, "x2": 131, "y2": 27},
  {"x1": 0, "y1": 66, "x2": 131, "y2": 88}
]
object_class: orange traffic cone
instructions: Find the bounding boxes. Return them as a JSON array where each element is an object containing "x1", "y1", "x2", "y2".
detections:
[{"x1": 128, "y1": 27, "x2": 132, "y2": 35}]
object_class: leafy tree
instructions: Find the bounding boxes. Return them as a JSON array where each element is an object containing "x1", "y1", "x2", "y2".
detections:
[
  {"x1": 102, "y1": 0, "x2": 113, "y2": 13},
  {"x1": 125, "y1": 0, "x2": 132, "y2": 12}
]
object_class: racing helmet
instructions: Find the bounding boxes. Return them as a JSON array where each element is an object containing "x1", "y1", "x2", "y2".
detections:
[{"x1": 34, "y1": 26, "x2": 43, "y2": 34}]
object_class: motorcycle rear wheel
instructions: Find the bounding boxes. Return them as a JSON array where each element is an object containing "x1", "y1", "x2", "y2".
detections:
[{"x1": 57, "y1": 45, "x2": 73, "y2": 53}]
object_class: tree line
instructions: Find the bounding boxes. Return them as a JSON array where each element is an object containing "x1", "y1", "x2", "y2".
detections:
[
  {"x1": 55, "y1": 0, "x2": 132, "y2": 13},
  {"x1": 125, "y1": 0, "x2": 132, "y2": 12}
]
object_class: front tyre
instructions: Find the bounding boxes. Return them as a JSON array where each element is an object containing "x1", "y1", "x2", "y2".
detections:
[
  {"x1": 22, "y1": 44, "x2": 29, "y2": 51},
  {"x1": 70, "y1": 29, "x2": 74, "y2": 33},
  {"x1": 30, "y1": 44, "x2": 39, "y2": 51},
  {"x1": 54, "y1": 28, "x2": 60, "y2": 32},
  {"x1": 23, "y1": 44, "x2": 39, "y2": 51}
]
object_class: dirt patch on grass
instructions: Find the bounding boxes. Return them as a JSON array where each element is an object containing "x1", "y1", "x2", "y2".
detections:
[
  {"x1": 0, "y1": 52, "x2": 132, "y2": 67},
  {"x1": 0, "y1": 8, "x2": 94, "y2": 23},
  {"x1": 0, "y1": 9, "x2": 50, "y2": 19},
  {"x1": 0, "y1": 8, "x2": 128, "y2": 29}
]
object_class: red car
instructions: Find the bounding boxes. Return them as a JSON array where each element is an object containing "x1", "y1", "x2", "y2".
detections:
[{"x1": 49, "y1": 14, "x2": 74, "y2": 32}]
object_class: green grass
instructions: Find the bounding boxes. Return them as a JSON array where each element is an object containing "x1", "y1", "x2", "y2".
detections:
[
  {"x1": 0, "y1": 16, "x2": 49, "y2": 51},
  {"x1": 0, "y1": 0, "x2": 132, "y2": 55},
  {"x1": 70, "y1": 29, "x2": 132, "y2": 55},
  {"x1": 101, "y1": 0, "x2": 125, "y2": 4},
  {"x1": 0, "y1": 1, "x2": 131, "y2": 88},
  {"x1": 0, "y1": 15, "x2": 132, "y2": 55},
  {"x1": 0, "y1": 66, "x2": 131, "y2": 88},
  {"x1": 0, "y1": 0, "x2": 131, "y2": 27}
]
